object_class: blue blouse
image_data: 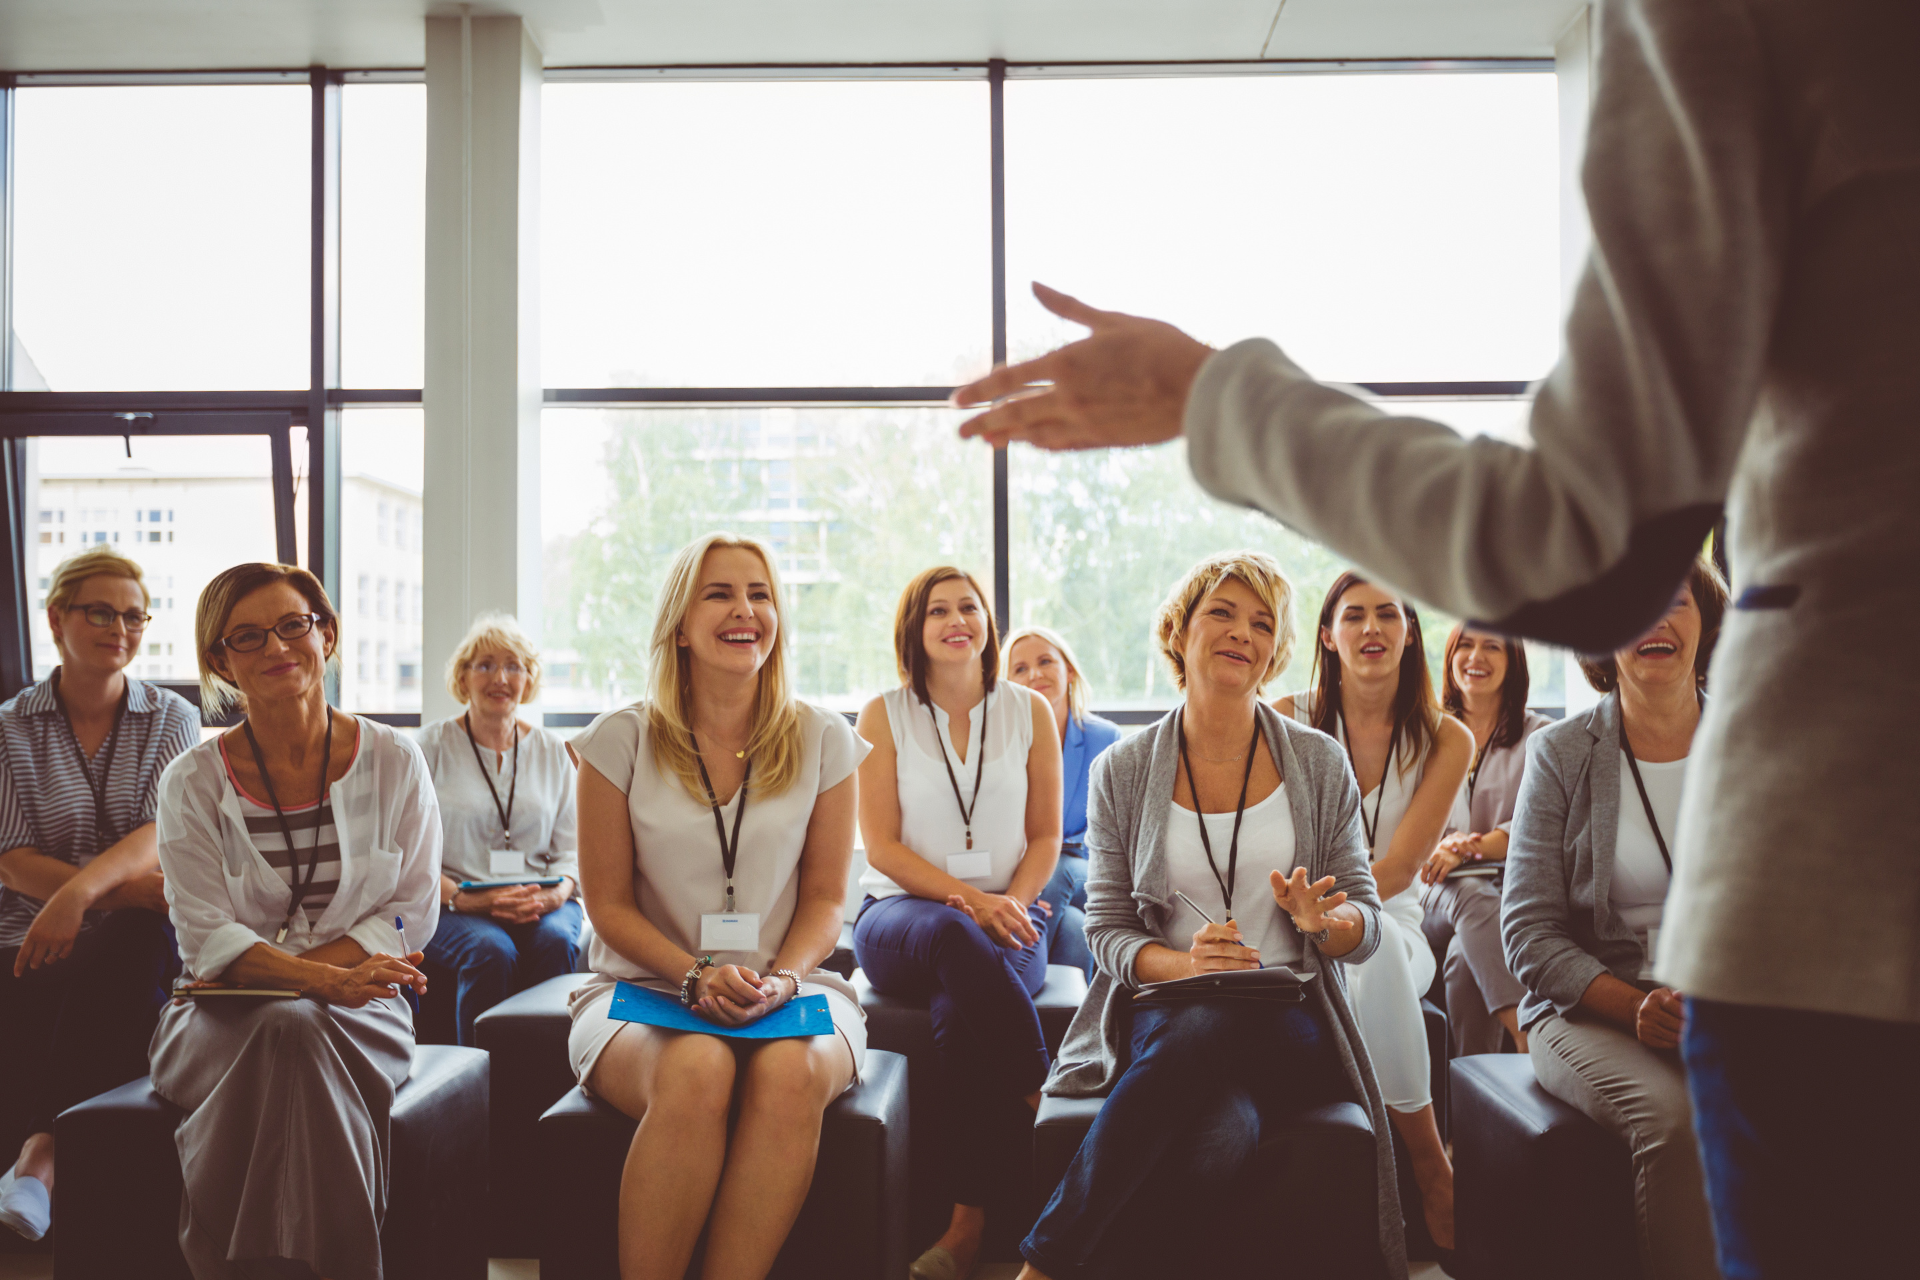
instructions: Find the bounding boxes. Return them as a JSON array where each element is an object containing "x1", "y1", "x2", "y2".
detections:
[{"x1": 1062, "y1": 713, "x2": 1125, "y2": 848}]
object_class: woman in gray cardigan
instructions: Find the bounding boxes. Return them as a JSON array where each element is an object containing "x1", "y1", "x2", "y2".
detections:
[
  {"x1": 1501, "y1": 554, "x2": 1726, "y2": 1280},
  {"x1": 1017, "y1": 551, "x2": 1405, "y2": 1280}
]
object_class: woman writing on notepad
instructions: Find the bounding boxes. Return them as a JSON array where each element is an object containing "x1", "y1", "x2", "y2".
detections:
[
  {"x1": 852, "y1": 565, "x2": 1063, "y2": 1280},
  {"x1": 567, "y1": 533, "x2": 866, "y2": 1280},
  {"x1": 1022, "y1": 551, "x2": 1402, "y2": 1280},
  {"x1": 149, "y1": 562, "x2": 442, "y2": 1280},
  {"x1": 1418, "y1": 625, "x2": 1551, "y2": 1056},
  {"x1": 418, "y1": 613, "x2": 581, "y2": 1045}
]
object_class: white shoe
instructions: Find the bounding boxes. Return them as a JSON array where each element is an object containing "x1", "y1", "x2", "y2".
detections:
[{"x1": 0, "y1": 1169, "x2": 50, "y2": 1241}]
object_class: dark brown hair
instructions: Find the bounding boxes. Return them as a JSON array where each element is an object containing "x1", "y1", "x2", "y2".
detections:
[
  {"x1": 1577, "y1": 552, "x2": 1730, "y2": 693},
  {"x1": 1310, "y1": 571, "x2": 1441, "y2": 775},
  {"x1": 893, "y1": 566, "x2": 999, "y2": 706},
  {"x1": 1441, "y1": 625, "x2": 1532, "y2": 751}
]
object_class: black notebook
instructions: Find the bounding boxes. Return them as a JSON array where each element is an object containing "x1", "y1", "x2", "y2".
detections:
[{"x1": 1133, "y1": 965, "x2": 1315, "y2": 1004}]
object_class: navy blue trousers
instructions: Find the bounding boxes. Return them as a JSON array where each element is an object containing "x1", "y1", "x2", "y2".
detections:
[
  {"x1": 1038, "y1": 850, "x2": 1093, "y2": 979},
  {"x1": 0, "y1": 907, "x2": 179, "y2": 1144},
  {"x1": 424, "y1": 898, "x2": 583, "y2": 1046},
  {"x1": 853, "y1": 892, "x2": 1052, "y2": 1207},
  {"x1": 1685, "y1": 998, "x2": 1920, "y2": 1279},
  {"x1": 1023, "y1": 999, "x2": 1349, "y2": 1280}
]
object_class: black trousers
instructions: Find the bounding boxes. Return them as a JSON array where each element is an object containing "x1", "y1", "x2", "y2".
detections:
[{"x1": 0, "y1": 908, "x2": 180, "y2": 1148}]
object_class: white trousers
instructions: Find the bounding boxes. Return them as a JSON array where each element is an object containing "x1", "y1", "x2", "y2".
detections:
[{"x1": 1346, "y1": 888, "x2": 1436, "y2": 1113}]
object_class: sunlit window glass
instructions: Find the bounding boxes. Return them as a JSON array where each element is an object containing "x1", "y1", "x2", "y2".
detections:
[
  {"x1": 23, "y1": 436, "x2": 281, "y2": 682},
  {"x1": 342, "y1": 84, "x2": 427, "y2": 389},
  {"x1": 1005, "y1": 72, "x2": 1560, "y2": 383},
  {"x1": 338, "y1": 410, "x2": 425, "y2": 712},
  {"x1": 542, "y1": 80, "x2": 992, "y2": 388},
  {"x1": 542, "y1": 407, "x2": 988, "y2": 712},
  {"x1": 10, "y1": 85, "x2": 309, "y2": 392}
]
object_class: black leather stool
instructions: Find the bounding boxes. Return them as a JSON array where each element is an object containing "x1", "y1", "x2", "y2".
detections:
[
  {"x1": 52, "y1": 1043, "x2": 490, "y2": 1280},
  {"x1": 472, "y1": 971, "x2": 593, "y2": 1257},
  {"x1": 534, "y1": 1048, "x2": 909, "y2": 1280},
  {"x1": 853, "y1": 963, "x2": 1089, "y2": 1253},
  {"x1": 1451, "y1": 1053, "x2": 1639, "y2": 1280},
  {"x1": 1033, "y1": 1091, "x2": 1386, "y2": 1279}
]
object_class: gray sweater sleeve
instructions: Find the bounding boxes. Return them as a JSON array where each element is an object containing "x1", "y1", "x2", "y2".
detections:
[
  {"x1": 1183, "y1": 0, "x2": 1782, "y2": 651},
  {"x1": 1501, "y1": 734, "x2": 1609, "y2": 1015},
  {"x1": 1082, "y1": 747, "x2": 1160, "y2": 990}
]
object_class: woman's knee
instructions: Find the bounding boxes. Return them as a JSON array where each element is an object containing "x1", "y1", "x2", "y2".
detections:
[
  {"x1": 739, "y1": 1041, "x2": 838, "y2": 1117},
  {"x1": 649, "y1": 1036, "x2": 739, "y2": 1119}
]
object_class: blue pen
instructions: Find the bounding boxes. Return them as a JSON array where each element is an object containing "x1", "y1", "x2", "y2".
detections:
[{"x1": 395, "y1": 916, "x2": 407, "y2": 954}]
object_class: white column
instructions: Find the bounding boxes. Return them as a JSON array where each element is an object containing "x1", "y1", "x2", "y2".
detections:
[
  {"x1": 422, "y1": 13, "x2": 543, "y2": 724},
  {"x1": 1556, "y1": 6, "x2": 1602, "y2": 715}
]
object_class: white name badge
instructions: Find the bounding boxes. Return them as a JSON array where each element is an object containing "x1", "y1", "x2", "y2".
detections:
[
  {"x1": 946, "y1": 850, "x2": 993, "y2": 880},
  {"x1": 1640, "y1": 925, "x2": 1662, "y2": 981},
  {"x1": 700, "y1": 912, "x2": 761, "y2": 951},
  {"x1": 489, "y1": 849, "x2": 527, "y2": 877}
]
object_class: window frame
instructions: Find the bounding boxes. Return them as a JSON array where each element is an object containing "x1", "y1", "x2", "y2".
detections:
[{"x1": 0, "y1": 58, "x2": 1550, "y2": 724}]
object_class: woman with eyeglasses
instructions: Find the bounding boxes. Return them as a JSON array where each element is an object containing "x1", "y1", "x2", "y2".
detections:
[
  {"x1": 0, "y1": 548, "x2": 198, "y2": 1242},
  {"x1": 418, "y1": 613, "x2": 581, "y2": 1045},
  {"x1": 148, "y1": 563, "x2": 441, "y2": 1280}
]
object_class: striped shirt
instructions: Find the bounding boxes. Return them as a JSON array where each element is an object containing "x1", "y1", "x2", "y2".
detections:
[
  {"x1": 0, "y1": 673, "x2": 200, "y2": 950},
  {"x1": 220, "y1": 740, "x2": 348, "y2": 924}
]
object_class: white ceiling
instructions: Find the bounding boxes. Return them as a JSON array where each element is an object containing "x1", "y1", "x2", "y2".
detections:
[{"x1": 0, "y1": 1, "x2": 1585, "y2": 72}]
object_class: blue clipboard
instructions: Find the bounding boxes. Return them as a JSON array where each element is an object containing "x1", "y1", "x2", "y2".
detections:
[{"x1": 608, "y1": 980, "x2": 835, "y2": 1040}]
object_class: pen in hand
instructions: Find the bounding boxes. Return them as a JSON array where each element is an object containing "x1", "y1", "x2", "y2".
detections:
[{"x1": 1172, "y1": 891, "x2": 1262, "y2": 969}]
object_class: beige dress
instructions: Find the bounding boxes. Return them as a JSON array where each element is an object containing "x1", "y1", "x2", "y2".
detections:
[{"x1": 566, "y1": 700, "x2": 868, "y2": 1087}]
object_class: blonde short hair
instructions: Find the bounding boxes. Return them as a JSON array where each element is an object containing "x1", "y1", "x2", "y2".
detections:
[
  {"x1": 646, "y1": 533, "x2": 804, "y2": 799},
  {"x1": 194, "y1": 563, "x2": 340, "y2": 717},
  {"x1": 47, "y1": 546, "x2": 151, "y2": 618},
  {"x1": 1003, "y1": 624, "x2": 1089, "y2": 724},
  {"x1": 445, "y1": 613, "x2": 543, "y2": 704},
  {"x1": 1153, "y1": 551, "x2": 1297, "y2": 693}
]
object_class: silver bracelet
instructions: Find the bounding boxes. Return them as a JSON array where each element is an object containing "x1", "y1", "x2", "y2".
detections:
[{"x1": 772, "y1": 968, "x2": 804, "y2": 996}]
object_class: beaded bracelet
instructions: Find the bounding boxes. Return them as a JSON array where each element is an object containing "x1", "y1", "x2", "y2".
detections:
[{"x1": 680, "y1": 955, "x2": 715, "y2": 1007}]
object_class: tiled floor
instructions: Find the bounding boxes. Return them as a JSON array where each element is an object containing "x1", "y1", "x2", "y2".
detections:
[{"x1": 2, "y1": 1255, "x2": 1453, "y2": 1278}]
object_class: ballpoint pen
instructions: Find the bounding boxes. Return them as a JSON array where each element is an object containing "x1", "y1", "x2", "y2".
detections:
[{"x1": 1172, "y1": 891, "x2": 1261, "y2": 967}]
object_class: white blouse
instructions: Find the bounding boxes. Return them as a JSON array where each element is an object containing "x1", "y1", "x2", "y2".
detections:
[
  {"x1": 156, "y1": 718, "x2": 443, "y2": 982},
  {"x1": 1162, "y1": 785, "x2": 1302, "y2": 968},
  {"x1": 1612, "y1": 752, "x2": 1686, "y2": 953},
  {"x1": 572, "y1": 700, "x2": 868, "y2": 998},
  {"x1": 1288, "y1": 691, "x2": 1441, "y2": 933},
  {"x1": 860, "y1": 682, "x2": 1036, "y2": 898},
  {"x1": 417, "y1": 716, "x2": 579, "y2": 886}
]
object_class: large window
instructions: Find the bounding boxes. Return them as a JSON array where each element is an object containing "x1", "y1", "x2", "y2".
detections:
[
  {"x1": 542, "y1": 68, "x2": 1560, "y2": 717},
  {"x1": 338, "y1": 410, "x2": 425, "y2": 712}
]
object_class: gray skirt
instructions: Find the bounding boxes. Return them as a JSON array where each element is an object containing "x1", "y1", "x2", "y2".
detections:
[{"x1": 149, "y1": 995, "x2": 413, "y2": 1280}]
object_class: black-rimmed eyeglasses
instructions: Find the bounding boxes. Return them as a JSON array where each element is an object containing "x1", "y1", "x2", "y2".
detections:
[
  {"x1": 218, "y1": 613, "x2": 326, "y2": 653},
  {"x1": 69, "y1": 604, "x2": 152, "y2": 631}
]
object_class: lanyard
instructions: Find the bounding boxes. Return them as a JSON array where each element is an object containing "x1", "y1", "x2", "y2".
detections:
[
  {"x1": 1340, "y1": 718, "x2": 1396, "y2": 855},
  {"x1": 51, "y1": 669, "x2": 129, "y2": 856},
  {"x1": 1175, "y1": 709, "x2": 1261, "y2": 917},
  {"x1": 1618, "y1": 722, "x2": 1675, "y2": 875},
  {"x1": 1465, "y1": 738, "x2": 1490, "y2": 812},
  {"x1": 461, "y1": 713, "x2": 520, "y2": 852},
  {"x1": 242, "y1": 713, "x2": 334, "y2": 945},
  {"x1": 690, "y1": 734, "x2": 751, "y2": 912},
  {"x1": 927, "y1": 693, "x2": 989, "y2": 850}
]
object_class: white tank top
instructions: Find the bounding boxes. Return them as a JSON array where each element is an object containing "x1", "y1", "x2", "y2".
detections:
[
  {"x1": 1288, "y1": 690, "x2": 1431, "y2": 931},
  {"x1": 861, "y1": 682, "x2": 1036, "y2": 898}
]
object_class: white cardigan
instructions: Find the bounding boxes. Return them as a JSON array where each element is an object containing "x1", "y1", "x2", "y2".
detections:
[{"x1": 157, "y1": 717, "x2": 443, "y2": 982}]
